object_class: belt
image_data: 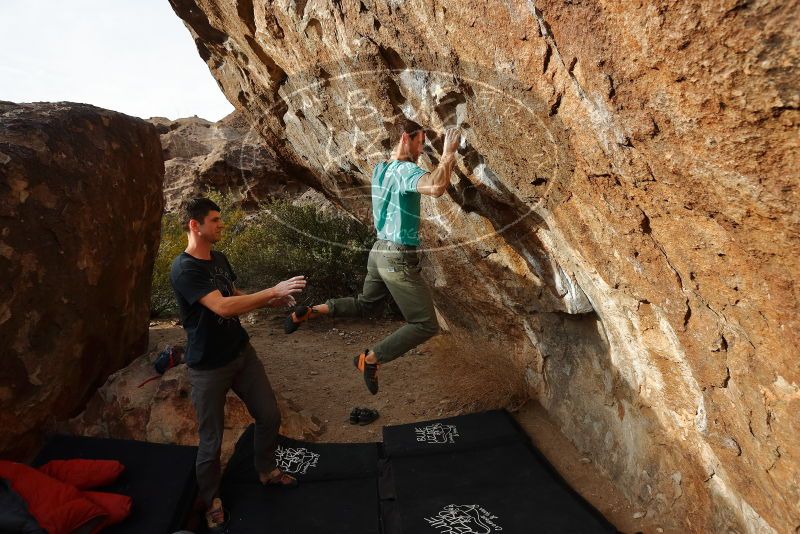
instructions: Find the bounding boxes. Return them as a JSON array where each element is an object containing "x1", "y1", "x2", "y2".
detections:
[{"x1": 376, "y1": 239, "x2": 418, "y2": 251}]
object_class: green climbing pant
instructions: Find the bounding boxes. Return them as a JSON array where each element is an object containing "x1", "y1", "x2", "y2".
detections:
[{"x1": 325, "y1": 239, "x2": 439, "y2": 363}]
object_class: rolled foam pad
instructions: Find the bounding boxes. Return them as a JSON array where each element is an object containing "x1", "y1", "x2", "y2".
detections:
[
  {"x1": 32, "y1": 434, "x2": 197, "y2": 534},
  {"x1": 381, "y1": 410, "x2": 522, "y2": 458}
]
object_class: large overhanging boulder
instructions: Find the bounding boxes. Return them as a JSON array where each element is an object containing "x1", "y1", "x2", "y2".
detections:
[
  {"x1": 0, "y1": 102, "x2": 165, "y2": 459},
  {"x1": 168, "y1": 1, "x2": 798, "y2": 532}
]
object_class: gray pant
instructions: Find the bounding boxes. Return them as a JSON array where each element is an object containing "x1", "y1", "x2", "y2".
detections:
[
  {"x1": 188, "y1": 343, "x2": 280, "y2": 506},
  {"x1": 325, "y1": 239, "x2": 439, "y2": 363}
]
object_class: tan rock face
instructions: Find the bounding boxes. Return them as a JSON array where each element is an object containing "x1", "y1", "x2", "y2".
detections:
[
  {"x1": 0, "y1": 102, "x2": 165, "y2": 459},
  {"x1": 168, "y1": 1, "x2": 799, "y2": 532},
  {"x1": 64, "y1": 350, "x2": 323, "y2": 467},
  {"x1": 149, "y1": 111, "x2": 308, "y2": 211}
]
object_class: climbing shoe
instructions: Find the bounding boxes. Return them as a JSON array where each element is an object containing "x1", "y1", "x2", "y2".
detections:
[
  {"x1": 353, "y1": 349, "x2": 380, "y2": 395},
  {"x1": 357, "y1": 408, "x2": 380, "y2": 425},
  {"x1": 349, "y1": 407, "x2": 380, "y2": 425},
  {"x1": 349, "y1": 407, "x2": 361, "y2": 425},
  {"x1": 284, "y1": 305, "x2": 318, "y2": 334}
]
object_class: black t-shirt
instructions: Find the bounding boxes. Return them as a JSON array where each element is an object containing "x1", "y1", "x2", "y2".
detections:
[{"x1": 169, "y1": 251, "x2": 249, "y2": 369}]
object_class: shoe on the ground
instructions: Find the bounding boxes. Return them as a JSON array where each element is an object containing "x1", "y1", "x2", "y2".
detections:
[
  {"x1": 261, "y1": 467, "x2": 298, "y2": 487},
  {"x1": 353, "y1": 349, "x2": 380, "y2": 395},
  {"x1": 349, "y1": 407, "x2": 361, "y2": 425},
  {"x1": 284, "y1": 305, "x2": 318, "y2": 334},
  {"x1": 205, "y1": 498, "x2": 227, "y2": 531},
  {"x1": 349, "y1": 407, "x2": 380, "y2": 425},
  {"x1": 357, "y1": 407, "x2": 379, "y2": 425}
]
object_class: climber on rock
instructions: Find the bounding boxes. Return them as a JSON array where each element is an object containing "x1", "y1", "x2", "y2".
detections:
[
  {"x1": 169, "y1": 197, "x2": 307, "y2": 531},
  {"x1": 284, "y1": 120, "x2": 461, "y2": 395}
]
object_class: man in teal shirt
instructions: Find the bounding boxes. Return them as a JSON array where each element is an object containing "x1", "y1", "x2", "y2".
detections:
[{"x1": 284, "y1": 120, "x2": 460, "y2": 394}]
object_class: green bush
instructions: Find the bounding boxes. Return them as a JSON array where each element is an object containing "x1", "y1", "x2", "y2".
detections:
[
  {"x1": 150, "y1": 196, "x2": 375, "y2": 317},
  {"x1": 150, "y1": 210, "x2": 188, "y2": 317}
]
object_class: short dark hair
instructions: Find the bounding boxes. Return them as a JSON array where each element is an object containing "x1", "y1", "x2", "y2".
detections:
[
  {"x1": 181, "y1": 197, "x2": 221, "y2": 231},
  {"x1": 389, "y1": 118, "x2": 424, "y2": 146}
]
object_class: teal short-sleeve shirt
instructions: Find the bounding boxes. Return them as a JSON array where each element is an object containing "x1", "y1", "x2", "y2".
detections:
[{"x1": 371, "y1": 160, "x2": 428, "y2": 246}]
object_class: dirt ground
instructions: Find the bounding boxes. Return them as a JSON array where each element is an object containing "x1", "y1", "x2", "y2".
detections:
[{"x1": 150, "y1": 312, "x2": 670, "y2": 534}]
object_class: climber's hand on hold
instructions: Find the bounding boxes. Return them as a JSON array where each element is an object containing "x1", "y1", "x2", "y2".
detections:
[{"x1": 442, "y1": 127, "x2": 461, "y2": 156}]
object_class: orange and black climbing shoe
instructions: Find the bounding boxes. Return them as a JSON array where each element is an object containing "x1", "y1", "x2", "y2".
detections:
[
  {"x1": 353, "y1": 349, "x2": 380, "y2": 395},
  {"x1": 284, "y1": 305, "x2": 319, "y2": 334}
]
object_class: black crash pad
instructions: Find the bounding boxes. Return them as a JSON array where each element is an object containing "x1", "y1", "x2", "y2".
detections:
[
  {"x1": 220, "y1": 425, "x2": 381, "y2": 534},
  {"x1": 33, "y1": 434, "x2": 197, "y2": 534},
  {"x1": 222, "y1": 478, "x2": 380, "y2": 534},
  {"x1": 382, "y1": 409, "x2": 523, "y2": 458},
  {"x1": 224, "y1": 424, "x2": 379, "y2": 484},
  {"x1": 381, "y1": 418, "x2": 616, "y2": 534},
  {"x1": 219, "y1": 414, "x2": 616, "y2": 534}
]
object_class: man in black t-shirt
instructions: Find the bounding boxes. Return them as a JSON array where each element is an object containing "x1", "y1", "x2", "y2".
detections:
[{"x1": 169, "y1": 198, "x2": 306, "y2": 531}]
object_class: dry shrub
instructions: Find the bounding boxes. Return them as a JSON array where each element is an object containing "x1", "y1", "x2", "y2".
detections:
[{"x1": 425, "y1": 333, "x2": 528, "y2": 414}]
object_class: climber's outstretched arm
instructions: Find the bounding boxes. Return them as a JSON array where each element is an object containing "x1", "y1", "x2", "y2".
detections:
[{"x1": 416, "y1": 127, "x2": 460, "y2": 197}]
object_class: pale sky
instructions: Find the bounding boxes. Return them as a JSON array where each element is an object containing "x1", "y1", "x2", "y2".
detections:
[{"x1": 0, "y1": 0, "x2": 235, "y2": 121}]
